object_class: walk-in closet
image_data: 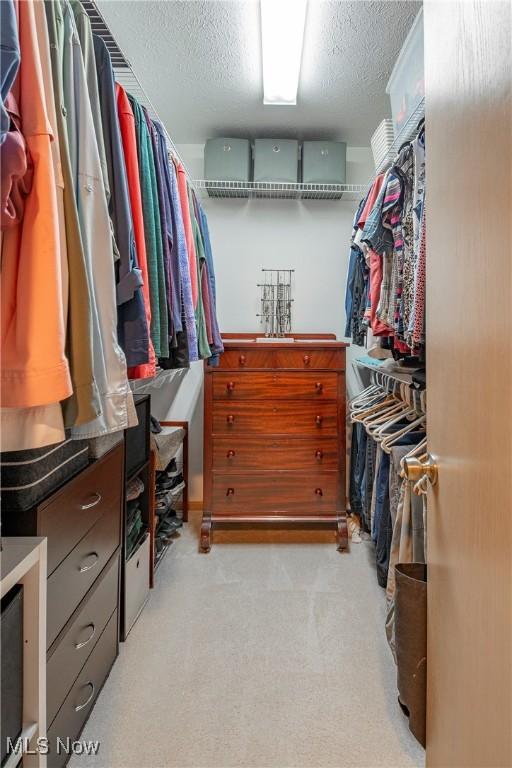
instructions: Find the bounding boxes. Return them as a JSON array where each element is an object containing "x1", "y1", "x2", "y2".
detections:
[{"x1": 1, "y1": 1, "x2": 511, "y2": 767}]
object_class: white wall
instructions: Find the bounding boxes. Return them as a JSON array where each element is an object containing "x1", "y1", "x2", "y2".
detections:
[{"x1": 142, "y1": 146, "x2": 373, "y2": 501}]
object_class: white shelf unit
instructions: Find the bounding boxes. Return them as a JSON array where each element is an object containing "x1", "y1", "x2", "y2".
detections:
[
  {"x1": 193, "y1": 179, "x2": 368, "y2": 201},
  {"x1": 374, "y1": 97, "x2": 425, "y2": 175},
  {"x1": 1, "y1": 537, "x2": 47, "y2": 768}
]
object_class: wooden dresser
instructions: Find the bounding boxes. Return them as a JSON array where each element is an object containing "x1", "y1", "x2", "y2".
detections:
[{"x1": 202, "y1": 334, "x2": 348, "y2": 552}]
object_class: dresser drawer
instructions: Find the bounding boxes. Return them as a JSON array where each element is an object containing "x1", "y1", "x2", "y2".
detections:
[
  {"x1": 275, "y1": 348, "x2": 344, "y2": 370},
  {"x1": 213, "y1": 437, "x2": 339, "y2": 471},
  {"x1": 47, "y1": 506, "x2": 121, "y2": 648},
  {"x1": 212, "y1": 472, "x2": 338, "y2": 515},
  {"x1": 218, "y1": 349, "x2": 273, "y2": 369},
  {"x1": 47, "y1": 553, "x2": 119, "y2": 725},
  {"x1": 47, "y1": 611, "x2": 118, "y2": 768},
  {"x1": 213, "y1": 372, "x2": 338, "y2": 400},
  {"x1": 40, "y1": 444, "x2": 123, "y2": 576},
  {"x1": 212, "y1": 401, "x2": 338, "y2": 436}
]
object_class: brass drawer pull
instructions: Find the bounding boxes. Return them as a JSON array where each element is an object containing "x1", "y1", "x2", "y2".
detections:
[
  {"x1": 303, "y1": 354, "x2": 311, "y2": 366},
  {"x1": 315, "y1": 488, "x2": 323, "y2": 496},
  {"x1": 226, "y1": 381, "x2": 235, "y2": 392},
  {"x1": 79, "y1": 552, "x2": 99, "y2": 573},
  {"x1": 239, "y1": 355, "x2": 246, "y2": 366},
  {"x1": 226, "y1": 414, "x2": 235, "y2": 424},
  {"x1": 315, "y1": 382, "x2": 323, "y2": 393},
  {"x1": 315, "y1": 415, "x2": 323, "y2": 426},
  {"x1": 74, "y1": 682, "x2": 95, "y2": 712},
  {"x1": 315, "y1": 450, "x2": 323, "y2": 461},
  {"x1": 80, "y1": 492, "x2": 102, "y2": 510},
  {"x1": 226, "y1": 488, "x2": 235, "y2": 496},
  {"x1": 227, "y1": 450, "x2": 235, "y2": 459},
  {"x1": 75, "y1": 623, "x2": 96, "y2": 651}
]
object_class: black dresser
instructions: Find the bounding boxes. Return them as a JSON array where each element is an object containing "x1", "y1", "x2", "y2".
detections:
[{"x1": 2, "y1": 444, "x2": 123, "y2": 767}]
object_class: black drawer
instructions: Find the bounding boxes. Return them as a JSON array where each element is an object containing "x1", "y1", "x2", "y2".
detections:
[
  {"x1": 47, "y1": 553, "x2": 119, "y2": 724},
  {"x1": 47, "y1": 611, "x2": 118, "y2": 768},
  {"x1": 125, "y1": 395, "x2": 150, "y2": 478},
  {"x1": 41, "y1": 445, "x2": 123, "y2": 575},
  {"x1": 47, "y1": 507, "x2": 120, "y2": 648}
]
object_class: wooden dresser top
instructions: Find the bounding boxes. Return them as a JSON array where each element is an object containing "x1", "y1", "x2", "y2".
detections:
[{"x1": 220, "y1": 333, "x2": 349, "y2": 350}]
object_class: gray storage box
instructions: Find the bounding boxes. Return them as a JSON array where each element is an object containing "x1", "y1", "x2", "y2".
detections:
[
  {"x1": 253, "y1": 139, "x2": 299, "y2": 183},
  {"x1": 204, "y1": 138, "x2": 251, "y2": 182},
  {"x1": 302, "y1": 141, "x2": 347, "y2": 184}
]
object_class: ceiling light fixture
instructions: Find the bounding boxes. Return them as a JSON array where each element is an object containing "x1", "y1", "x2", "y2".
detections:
[{"x1": 261, "y1": 0, "x2": 308, "y2": 106}]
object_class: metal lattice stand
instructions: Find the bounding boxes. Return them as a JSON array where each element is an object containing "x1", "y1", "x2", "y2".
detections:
[{"x1": 257, "y1": 269, "x2": 294, "y2": 337}]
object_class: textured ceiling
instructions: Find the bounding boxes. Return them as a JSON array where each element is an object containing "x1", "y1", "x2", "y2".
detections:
[{"x1": 97, "y1": 0, "x2": 421, "y2": 145}]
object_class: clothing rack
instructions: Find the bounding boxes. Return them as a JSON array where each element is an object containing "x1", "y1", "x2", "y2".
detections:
[
  {"x1": 82, "y1": 0, "x2": 196, "y2": 190},
  {"x1": 354, "y1": 360, "x2": 426, "y2": 415}
]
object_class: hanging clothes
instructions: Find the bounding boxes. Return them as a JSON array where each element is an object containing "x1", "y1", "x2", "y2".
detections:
[
  {"x1": 1, "y1": 0, "x2": 223, "y2": 453},
  {"x1": 116, "y1": 83, "x2": 156, "y2": 380},
  {"x1": 43, "y1": 0, "x2": 99, "y2": 429},
  {"x1": 1, "y1": 0, "x2": 72, "y2": 451},
  {"x1": 168, "y1": 157, "x2": 198, "y2": 362},
  {"x1": 346, "y1": 126, "x2": 426, "y2": 358},
  {"x1": 57, "y1": 0, "x2": 135, "y2": 439},
  {"x1": 153, "y1": 120, "x2": 181, "y2": 338},
  {"x1": 93, "y1": 34, "x2": 149, "y2": 367},
  {"x1": 176, "y1": 162, "x2": 199, "y2": 311},
  {"x1": 147, "y1": 114, "x2": 173, "y2": 348},
  {"x1": 0, "y1": 0, "x2": 20, "y2": 143},
  {"x1": 198, "y1": 206, "x2": 223, "y2": 358}
]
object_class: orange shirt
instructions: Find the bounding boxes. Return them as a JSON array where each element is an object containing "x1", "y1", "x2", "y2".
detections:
[
  {"x1": 116, "y1": 82, "x2": 156, "y2": 379},
  {"x1": 1, "y1": 0, "x2": 71, "y2": 408}
]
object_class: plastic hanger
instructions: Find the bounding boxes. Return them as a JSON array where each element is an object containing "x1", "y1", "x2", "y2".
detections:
[
  {"x1": 372, "y1": 402, "x2": 418, "y2": 441},
  {"x1": 381, "y1": 414, "x2": 426, "y2": 454}
]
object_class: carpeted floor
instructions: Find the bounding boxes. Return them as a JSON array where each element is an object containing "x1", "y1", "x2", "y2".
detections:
[{"x1": 69, "y1": 513, "x2": 424, "y2": 768}]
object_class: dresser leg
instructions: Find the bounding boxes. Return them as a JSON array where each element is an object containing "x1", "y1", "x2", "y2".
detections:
[
  {"x1": 200, "y1": 514, "x2": 212, "y2": 553},
  {"x1": 336, "y1": 514, "x2": 349, "y2": 552}
]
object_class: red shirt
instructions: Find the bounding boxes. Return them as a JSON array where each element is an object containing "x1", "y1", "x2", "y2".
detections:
[{"x1": 116, "y1": 83, "x2": 156, "y2": 379}]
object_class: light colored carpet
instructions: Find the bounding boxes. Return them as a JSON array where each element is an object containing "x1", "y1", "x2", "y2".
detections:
[{"x1": 69, "y1": 514, "x2": 425, "y2": 768}]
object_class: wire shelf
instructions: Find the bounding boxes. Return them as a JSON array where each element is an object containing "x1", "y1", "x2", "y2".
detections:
[
  {"x1": 83, "y1": 1, "x2": 195, "y2": 188},
  {"x1": 193, "y1": 179, "x2": 367, "y2": 201},
  {"x1": 374, "y1": 97, "x2": 425, "y2": 175}
]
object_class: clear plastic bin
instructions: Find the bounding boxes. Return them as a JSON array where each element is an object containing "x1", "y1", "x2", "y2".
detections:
[{"x1": 386, "y1": 9, "x2": 424, "y2": 138}]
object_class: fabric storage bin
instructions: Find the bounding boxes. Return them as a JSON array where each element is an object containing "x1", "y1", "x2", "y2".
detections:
[
  {"x1": 204, "y1": 138, "x2": 251, "y2": 182},
  {"x1": 386, "y1": 8, "x2": 424, "y2": 137},
  {"x1": 395, "y1": 562, "x2": 427, "y2": 747},
  {"x1": 0, "y1": 438, "x2": 89, "y2": 512},
  {"x1": 302, "y1": 141, "x2": 346, "y2": 184},
  {"x1": 253, "y1": 139, "x2": 299, "y2": 183},
  {"x1": 1, "y1": 585, "x2": 23, "y2": 766},
  {"x1": 87, "y1": 430, "x2": 123, "y2": 460}
]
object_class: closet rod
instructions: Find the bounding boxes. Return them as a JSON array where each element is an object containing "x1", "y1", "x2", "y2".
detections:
[{"x1": 82, "y1": 0, "x2": 196, "y2": 191}]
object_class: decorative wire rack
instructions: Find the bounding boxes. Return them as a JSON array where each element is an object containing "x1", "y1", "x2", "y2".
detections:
[
  {"x1": 257, "y1": 270, "x2": 294, "y2": 337},
  {"x1": 193, "y1": 179, "x2": 367, "y2": 201}
]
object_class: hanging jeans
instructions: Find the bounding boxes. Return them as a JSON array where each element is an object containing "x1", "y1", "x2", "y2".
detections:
[
  {"x1": 349, "y1": 422, "x2": 367, "y2": 515},
  {"x1": 375, "y1": 431, "x2": 425, "y2": 589}
]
